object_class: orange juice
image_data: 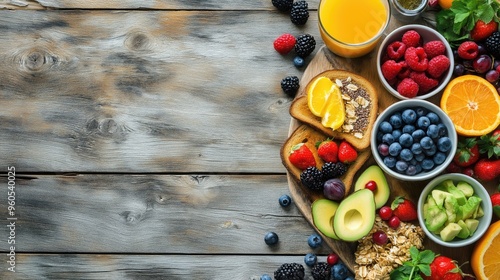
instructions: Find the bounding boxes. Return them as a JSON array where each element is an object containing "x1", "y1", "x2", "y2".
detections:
[{"x1": 319, "y1": 0, "x2": 390, "y2": 58}]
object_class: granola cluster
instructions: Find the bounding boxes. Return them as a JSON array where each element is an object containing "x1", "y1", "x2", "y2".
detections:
[{"x1": 335, "y1": 77, "x2": 372, "y2": 139}]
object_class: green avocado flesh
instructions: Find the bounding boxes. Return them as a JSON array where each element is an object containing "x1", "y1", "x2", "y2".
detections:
[
  {"x1": 312, "y1": 199, "x2": 339, "y2": 240},
  {"x1": 354, "y1": 165, "x2": 390, "y2": 209},
  {"x1": 333, "y1": 189, "x2": 375, "y2": 242}
]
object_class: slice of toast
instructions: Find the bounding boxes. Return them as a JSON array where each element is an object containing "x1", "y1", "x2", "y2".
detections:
[
  {"x1": 290, "y1": 70, "x2": 378, "y2": 150},
  {"x1": 281, "y1": 124, "x2": 371, "y2": 196}
]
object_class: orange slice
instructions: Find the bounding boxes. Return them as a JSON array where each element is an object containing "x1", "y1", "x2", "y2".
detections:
[
  {"x1": 471, "y1": 220, "x2": 500, "y2": 280},
  {"x1": 307, "y1": 76, "x2": 345, "y2": 130},
  {"x1": 440, "y1": 75, "x2": 500, "y2": 136}
]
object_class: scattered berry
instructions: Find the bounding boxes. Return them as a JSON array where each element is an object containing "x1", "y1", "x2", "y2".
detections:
[
  {"x1": 365, "y1": 180, "x2": 377, "y2": 192},
  {"x1": 457, "y1": 41, "x2": 479, "y2": 60},
  {"x1": 311, "y1": 262, "x2": 331, "y2": 280},
  {"x1": 271, "y1": 0, "x2": 294, "y2": 12},
  {"x1": 293, "y1": 56, "x2": 305, "y2": 68},
  {"x1": 388, "y1": 215, "x2": 401, "y2": 229},
  {"x1": 274, "y1": 263, "x2": 305, "y2": 280},
  {"x1": 386, "y1": 41, "x2": 406, "y2": 60},
  {"x1": 486, "y1": 31, "x2": 500, "y2": 58},
  {"x1": 401, "y1": 30, "x2": 421, "y2": 48},
  {"x1": 397, "y1": 78, "x2": 419, "y2": 98},
  {"x1": 372, "y1": 230, "x2": 388, "y2": 245},
  {"x1": 379, "y1": 206, "x2": 393, "y2": 220},
  {"x1": 405, "y1": 47, "x2": 428, "y2": 71},
  {"x1": 290, "y1": 0, "x2": 309, "y2": 25},
  {"x1": 264, "y1": 231, "x2": 279, "y2": 245},
  {"x1": 423, "y1": 40, "x2": 446, "y2": 58},
  {"x1": 427, "y1": 54, "x2": 450, "y2": 78},
  {"x1": 326, "y1": 253, "x2": 339, "y2": 266},
  {"x1": 273, "y1": 33, "x2": 296, "y2": 55},
  {"x1": 278, "y1": 194, "x2": 292, "y2": 207},
  {"x1": 260, "y1": 274, "x2": 272, "y2": 280},
  {"x1": 381, "y1": 60, "x2": 405, "y2": 80},
  {"x1": 304, "y1": 253, "x2": 317, "y2": 267},
  {"x1": 281, "y1": 75, "x2": 300, "y2": 97},
  {"x1": 331, "y1": 263, "x2": 349, "y2": 280},
  {"x1": 295, "y1": 34, "x2": 316, "y2": 58},
  {"x1": 307, "y1": 233, "x2": 323, "y2": 248}
]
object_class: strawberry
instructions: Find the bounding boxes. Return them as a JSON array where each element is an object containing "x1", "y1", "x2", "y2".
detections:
[
  {"x1": 316, "y1": 139, "x2": 338, "y2": 163},
  {"x1": 478, "y1": 129, "x2": 500, "y2": 159},
  {"x1": 337, "y1": 141, "x2": 357, "y2": 163},
  {"x1": 391, "y1": 196, "x2": 417, "y2": 222},
  {"x1": 288, "y1": 143, "x2": 316, "y2": 170},
  {"x1": 424, "y1": 255, "x2": 463, "y2": 280},
  {"x1": 474, "y1": 158, "x2": 500, "y2": 181},
  {"x1": 446, "y1": 161, "x2": 462, "y2": 173},
  {"x1": 470, "y1": 20, "x2": 499, "y2": 42},
  {"x1": 491, "y1": 193, "x2": 500, "y2": 219},
  {"x1": 453, "y1": 138, "x2": 480, "y2": 167}
]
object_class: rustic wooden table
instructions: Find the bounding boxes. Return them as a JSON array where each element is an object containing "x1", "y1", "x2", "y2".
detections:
[{"x1": 0, "y1": 1, "x2": 336, "y2": 279}]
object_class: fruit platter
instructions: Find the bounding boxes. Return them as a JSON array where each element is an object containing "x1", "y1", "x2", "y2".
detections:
[{"x1": 278, "y1": 0, "x2": 500, "y2": 279}]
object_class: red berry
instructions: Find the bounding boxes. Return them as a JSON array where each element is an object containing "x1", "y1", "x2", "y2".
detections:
[
  {"x1": 402, "y1": 30, "x2": 421, "y2": 48},
  {"x1": 457, "y1": 41, "x2": 479, "y2": 60},
  {"x1": 427, "y1": 55, "x2": 450, "y2": 78},
  {"x1": 273, "y1": 33, "x2": 296, "y2": 55},
  {"x1": 365, "y1": 180, "x2": 377, "y2": 192},
  {"x1": 379, "y1": 206, "x2": 393, "y2": 220},
  {"x1": 386, "y1": 41, "x2": 407, "y2": 60},
  {"x1": 372, "y1": 230, "x2": 388, "y2": 245},
  {"x1": 388, "y1": 216, "x2": 401, "y2": 229},
  {"x1": 462, "y1": 167, "x2": 474, "y2": 177},
  {"x1": 326, "y1": 253, "x2": 339, "y2": 265},
  {"x1": 423, "y1": 40, "x2": 446, "y2": 58},
  {"x1": 405, "y1": 47, "x2": 428, "y2": 72},
  {"x1": 397, "y1": 78, "x2": 419, "y2": 98},
  {"x1": 409, "y1": 71, "x2": 439, "y2": 94},
  {"x1": 381, "y1": 60, "x2": 405, "y2": 80}
]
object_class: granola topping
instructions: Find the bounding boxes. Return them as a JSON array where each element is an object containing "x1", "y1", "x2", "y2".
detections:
[{"x1": 335, "y1": 78, "x2": 372, "y2": 139}]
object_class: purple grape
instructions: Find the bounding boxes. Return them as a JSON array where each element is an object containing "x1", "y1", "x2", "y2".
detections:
[
  {"x1": 377, "y1": 143, "x2": 389, "y2": 156},
  {"x1": 473, "y1": 54, "x2": 492, "y2": 74},
  {"x1": 323, "y1": 178, "x2": 345, "y2": 201},
  {"x1": 477, "y1": 44, "x2": 487, "y2": 55},
  {"x1": 485, "y1": 70, "x2": 500, "y2": 83},
  {"x1": 494, "y1": 60, "x2": 500, "y2": 70},
  {"x1": 453, "y1": 64, "x2": 465, "y2": 76}
]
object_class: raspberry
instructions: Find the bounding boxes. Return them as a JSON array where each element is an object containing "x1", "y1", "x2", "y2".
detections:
[
  {"x1": 457, "y1": 41, "x2": 479, "y2": 60},
  {"x1": 423, "y1": 40, "x2": 446, "y2": 58},
  {"x1": 386, "y1": 41, "x2": 406, "y2": 60},
  {"x1": 427, "y1": 54, "x2": 450, "y2": 78},
  {"x1": 397, "y1": 62, "x2": 411, "y2": 79},
  {"x1": 405, "y1": 47, "x2": 428, "y2": 71},
  {"x1": 381, "y1": 60, "x2": 405, "y2": 80},
  {"x1": 410, "y1": 71, "x2": 439, "y2": 94},
  {"x1": 397, "y1": 78, "x2": 419, "y2": 98},
  {"x1": 273, "y1": 33, "x2": 296, "y2": 55},
  {"x1": 402, "y1": 30, "x2": 421, "y2": 48}
]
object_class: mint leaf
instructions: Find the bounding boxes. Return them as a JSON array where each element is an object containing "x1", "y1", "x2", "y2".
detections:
[
  {"x1": 419, "y1": 250, "x2": 436, "y2": 264},
  {"x1": 418, "y1": 264, "x2": 432, "y2": 276},
  {"x1": 409, "y1": 246, "x2": 419, "y2": 262},
  {"x1": 478, "y1": 4, "x2": 495, "y2": 22}
]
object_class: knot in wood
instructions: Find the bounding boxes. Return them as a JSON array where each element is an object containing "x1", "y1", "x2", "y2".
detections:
[
  {"x1": 125, "y1": 31, "x2": 152, "y2": 51},
  {"x1": 99, "y1": 118, "x2": 118, "y2": 135},
  {"x1": 23, "y1": 51, "x2": 46, "y2": 71}
]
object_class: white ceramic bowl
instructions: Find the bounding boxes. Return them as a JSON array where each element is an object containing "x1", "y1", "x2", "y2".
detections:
[
  {"x1": 417, "y1": 173, "x2": 493, "y2": 247},
  {"x1": 371, "y1": 99, "x2": 457, "y2": 181},
  {"x1": 376, "y1": 24, "x2": 454, "y2": 100}
]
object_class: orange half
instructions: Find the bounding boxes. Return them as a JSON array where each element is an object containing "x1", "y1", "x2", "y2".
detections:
[{"x1": 471, "y1": 220, "x2": 500, "y2": 280}]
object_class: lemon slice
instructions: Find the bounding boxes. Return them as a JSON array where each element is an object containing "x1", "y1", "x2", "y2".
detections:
[{"x1": 307, "y1": 76, "x2": 345, "y2": 130}]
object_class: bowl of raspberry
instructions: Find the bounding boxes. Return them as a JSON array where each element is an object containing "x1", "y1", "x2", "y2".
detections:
[
  {"x1": 376, "y1": 24, "x2": 454, "y2": 100},
  {"x1": 371, "y1": 99, "x2": 457, "y2": 181}
]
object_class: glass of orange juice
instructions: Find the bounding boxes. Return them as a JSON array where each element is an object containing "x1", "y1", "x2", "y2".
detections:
[{"x1": 318, "y1": 0, "x2": 391, "y2": 58}]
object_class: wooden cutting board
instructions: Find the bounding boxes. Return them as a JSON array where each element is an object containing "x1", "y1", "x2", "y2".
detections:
[{"x1": 286, "y1": 45, "x2": 498, "y2": 274}]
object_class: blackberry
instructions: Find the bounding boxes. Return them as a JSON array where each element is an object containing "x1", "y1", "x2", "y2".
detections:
[
  {"x1": 485, "y1": 31, "x2": 500, "y2": 58},
  {"x1": 321, "y1": 162, "x2": 346, "y2": 180},
  {"x1": 280, "y1": 75, "x2": 300, "y2": 97},
  {"x1": 311, "y1": 262, "x2": 331, "y2": 280},
  {"x1": 272, "y1": 0, "x2": 293, "y2": 12},
  {"x1": 274, "y1": 263, "x2": 305, "y2": 280},
  {"x1": 300, "y1": 166, "x2": 324, "y2": 191},
  {"x1": 290, "y1": 1, "x2": 309, "y2": 25},
  {"x1": 295, "y1": 34, "x2": 316, "y2": 58}
]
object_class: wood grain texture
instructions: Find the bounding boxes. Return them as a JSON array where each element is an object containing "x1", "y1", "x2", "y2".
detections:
[{"x1": 0, "y1": 10, "x2": 321, "y2": 173}]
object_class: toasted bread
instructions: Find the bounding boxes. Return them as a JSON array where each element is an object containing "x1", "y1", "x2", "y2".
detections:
[
  {"x1": 290, "y1": 70, "x2": 378, "y2": 150},
  {"x1": 281, "y1": 124, "x2": 371, "y2": 196}
]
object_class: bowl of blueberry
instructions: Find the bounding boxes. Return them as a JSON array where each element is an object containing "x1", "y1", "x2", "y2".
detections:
[
  {"x1": 371, "y1": 99, "x2": 457, "y2": 181},
  {"x1": 376, "y1": 24, "x2": 454, "y2": 100}
]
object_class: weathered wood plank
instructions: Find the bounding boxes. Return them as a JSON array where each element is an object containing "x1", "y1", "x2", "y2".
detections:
[
  {"x1": 0, "y1": 0, "x2": 320, "y2": 10},
  {"x1": 0, "y1": 174, "x2": 332, "y2": 255},
  {"x1": 0, "y1": 10, "x2": 321, "y2": 173},
  {"x1": 0, "y1": 254, "x2": 338, "y2": 279}
]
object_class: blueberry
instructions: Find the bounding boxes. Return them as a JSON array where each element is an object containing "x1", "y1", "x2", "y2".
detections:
[
  {"x1": 409, "y1": 158, "x2": 418, "y2": 166},
  {"x1": 427, "y1": 124, "x2": 439, "y2": 139},
  {"x1": 405, "y1": 165, "x2": 418, "y2": 175},
  {"x1": 389, "y1": 142, "x2": 402, "y2": 156},
  {"x1": 382, "y1": 133, "x2": 395, "y2": 145},
  {"x1": 437, "y1": 123, "x2": 448, "y2": 137},
  {"x1": 437, "y1": 137, "x2": 452, "y2": 152},
  {"x1": 414, "y1": 152, "x2": 425, "y2": 162},
  {"x1": 415, "y1": 164, "x2": 423, "y2": 174},
  {"x1": 378, "y1": 143, "x2": 389, "y2": 156},
  {"x1": 392, "y1": 129, "x2": 402, "y2": 141},
  {"x1": 293, "y1": 56, "x2": 305, "y2": 68},
  {"x1": 264, "y1": 232, "x2": 279, "y2": 245},
  {"x1": 260, "y1": 274, "x2": 272, "y2": 280},
  {"x1": 411, "y1": 143, "x2": 423, "y2": 154},
  {"x1": 401, "y1": 109, "x2": 417, "y2": 124},
  {"x1": 331, "y1": 263, "x2": 349, "y2": 280},
  {"x1": 398, "y1": 133, "x2": 413, "y2": 148},
  {"x1": 423, "y1": 144, "x2": 437, "y2": 156},
  {"x1": 426, "y1": 112, "x2": 440, "y2": 124},
  {"x1": 395, "y1": 160, "x2": 409, "y2": 172},
  {"x1": 389, "y1": 113, "x2": 403, "y2": 129},
  {"x1": 307, "y1": 233, "x2": 322, "y2": 248},
  {"x1": 420, "y1": 136, "x2": 433, "y2": 149},
  {"x1": 383, "y1": 156, "x2": 397, "y2": 168},
  {"x1": 421, "y1": 159, "x2": 435, "y2": 170},
  {"x1": 399, "y1": 148, "x2": 413, "y2": 161},
  {"x1": 416, "y1": 107, "x2": 428, "y2": 117},
  {"x1": 379, "y1": 121, "x2": 393, "y2": 134},
  {"x1": 417, "y1": 116, "x2": 431, "y2": 130},
  {"x1": 433, "y1": 152, "x2": 447, "y2": 165},
  {"x1": 345, "y1": 277, "x2": 355, "y2": 280},
  {"x1": 376, "y1": 131, "x2": 384, "y2": 142},
  {"x1": 402, "y1": 124, "x2": 416, "y2": 134},
  {"x1": 411, "y1": 129, "x2": 426, "y2": 142},
  {"x1": 304, "y1": 253, "x2": 317, "y2": 267},
  {"x1": 279, "y1": 194, "x2": 292, "y2": 207}
]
